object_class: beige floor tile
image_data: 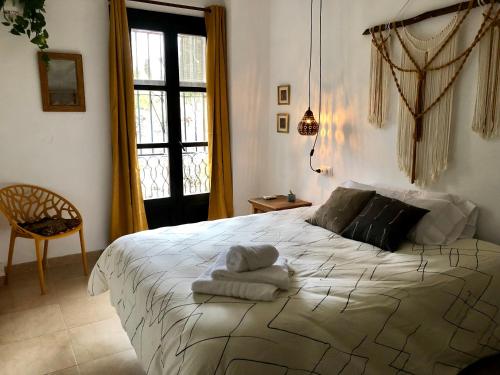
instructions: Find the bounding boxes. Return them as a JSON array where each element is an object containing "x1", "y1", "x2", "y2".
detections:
[
  {"x1": 60, "y1": 292, "x2": 117, "y2": 328},
  {"x1": 0, "y1": 330, "x2": 76, "y2": 375},
  {"x1": 69, "y1": 316, "x2": 132, "y2": 364},
  {"x1": 46, "y1": 366, "x2": 80, "y2": 375},
  {"x1": 46, "y1": 263, "x2": 90, "y2": 283},
  {"x1": 2, "y1": 268, "x2": 40, "y2": 285},
  {"x1": 52, "y1": 276, "x2": 91, "y2": 301},
  {"x1": 8, "y1": 260, "x2": 39, "y2": 274},
  {"x1": 0, "y1": 304, "x2": 66, "y2": 344},
  {"x1": 78, "y1": 350, "x2": 145, "y2": 375},
  {"x1": 0, "y1": 282, "x2": 59, "y2": 314},
  {"x1": 0, "y1": 252, "x2": 139, "y2": 375},
  {"x1": 47, "y1": 250, "x2": 102, "y2": 268}
]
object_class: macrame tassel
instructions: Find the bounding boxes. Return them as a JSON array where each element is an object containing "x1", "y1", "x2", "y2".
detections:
[
  {"x1": 472, "y1": 12, "x2": 500, "y2": 139},
  {"x1": 368, "y1": 32, "x2": 390, "y2": 127},
  {"x1": 397, "y1": 17, "x2": 459, "y2": 187}
]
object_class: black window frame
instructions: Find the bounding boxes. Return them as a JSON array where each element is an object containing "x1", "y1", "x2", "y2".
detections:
[{"x1": 128, "y1": 8, "x2": 209, "y2": 228}]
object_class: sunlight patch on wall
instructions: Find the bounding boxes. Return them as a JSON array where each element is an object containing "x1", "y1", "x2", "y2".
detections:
[{"x1": 316, "y1": 87, "x2": 356, "y2": 161}]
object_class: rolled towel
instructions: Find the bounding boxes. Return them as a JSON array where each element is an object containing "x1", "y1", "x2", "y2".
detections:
[
  {"x1": 226, "y1": 244, "x2": 279, "y2": 272},
  {"x1": 192, "y1": 254, "x2": 279, "y2": 301},
  {"x1": 212, "y1": 256, "x2": 291, "y2": 290}
]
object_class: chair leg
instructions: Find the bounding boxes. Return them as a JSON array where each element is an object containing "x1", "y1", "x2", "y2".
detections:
[
  {"x1": 79, "y1": 229, "x2": 89, "y2": 276},
  {"x1": 34, "y1": 239, "x2": 47, "y2": 295},
  {"x1": 42, "y1": 240, "x2": 49, "y2": 270},
  {"x1": 4, "y1": 229, "x2": 16, "y2": 285}
]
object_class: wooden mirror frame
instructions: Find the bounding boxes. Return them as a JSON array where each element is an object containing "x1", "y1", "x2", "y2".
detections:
[{"x1": 37, "y1": 52, "x2": 86, "y2": 112}]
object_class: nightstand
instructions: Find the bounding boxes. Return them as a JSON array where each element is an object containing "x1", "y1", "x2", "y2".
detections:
[{"x1": 248, "y1": 195, "x2": 312, "y2": 214}]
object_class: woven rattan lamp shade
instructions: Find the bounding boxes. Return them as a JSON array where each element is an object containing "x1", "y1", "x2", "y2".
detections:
[{"x1": 297, "y1": 108, "x2": 319, "y2": 136}]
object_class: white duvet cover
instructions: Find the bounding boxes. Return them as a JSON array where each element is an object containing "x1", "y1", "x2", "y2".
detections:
[{"x1": 88, "y1": 207, "x2": 500, "y2": 375}]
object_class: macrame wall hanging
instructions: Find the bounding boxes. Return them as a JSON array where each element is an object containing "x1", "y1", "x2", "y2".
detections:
[
  {"x1": 368, "y1": 31, "x2": 391, "y2": 127},
  {"x1": 366, "y1": 0, "x2": 500, "y2": 187},
  {"x1": 472, "y1": 5, "x2": 500, "y2": 138}
]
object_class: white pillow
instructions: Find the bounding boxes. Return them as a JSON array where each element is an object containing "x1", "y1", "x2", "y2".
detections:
[
  {"x1": 340, "y1": 180, "x2": 478, "y2": 243},
  {"x1": 340, "y1": 180, "x2": 405, "y2": 199},
  {"x1": 407, "y1": 190, "x2": 478, "y2": 239},
  {"x1": 459, "y1": 203, "x2": 479, "y2": 239},
  {"x1": 404, "y1": 197, "x2": 467, "y2": 245}
]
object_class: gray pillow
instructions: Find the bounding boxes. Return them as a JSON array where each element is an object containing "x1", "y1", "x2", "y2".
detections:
[
  {"x1": 306, "y1": 187, "x2": 376, "y2": 234},
  {"x1": 341, "y1": 194, "x2": 429, "y2": 252}
]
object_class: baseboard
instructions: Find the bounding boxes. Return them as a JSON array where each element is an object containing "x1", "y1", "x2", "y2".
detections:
[{"x1": 0, "y1": 249, "x2": 103, "y2": 280}]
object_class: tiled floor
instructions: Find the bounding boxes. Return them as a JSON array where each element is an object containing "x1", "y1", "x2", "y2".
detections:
[{"x1": 0, "y1": 256, "x2": 145, "y2": 375}]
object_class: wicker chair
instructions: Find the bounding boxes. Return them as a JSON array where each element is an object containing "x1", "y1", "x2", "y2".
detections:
[{"x1": 0, "y1": 184, "x2": 89, "y2": 294}]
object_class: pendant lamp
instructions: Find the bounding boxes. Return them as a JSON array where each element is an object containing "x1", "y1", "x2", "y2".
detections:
[
  {"x1": 297, "y1": 0, "x2": 319, "y2": 136},
  {"x1": 298, "y1": 108, "x2": 319, "y2": 136}
]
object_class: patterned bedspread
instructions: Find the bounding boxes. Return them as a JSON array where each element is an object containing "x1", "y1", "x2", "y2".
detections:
[{"x1": 88, "y1": 207, "x2": 500, "y2": 375}]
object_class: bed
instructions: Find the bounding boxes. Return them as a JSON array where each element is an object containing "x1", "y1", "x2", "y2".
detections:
[{"x1": 88, "y1": 206, "x2": 500, "y2": 375}]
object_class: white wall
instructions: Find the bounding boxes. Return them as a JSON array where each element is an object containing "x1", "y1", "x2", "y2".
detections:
[
  {"x1": 0, "y1": 0, "x2": 110, "y2": 266},
  {"x1": 253, "y1": 0, "x2": 500, "y2": 244},
  {"x1": 226, "y1": 0, "x2": 271, "y2": 215}
]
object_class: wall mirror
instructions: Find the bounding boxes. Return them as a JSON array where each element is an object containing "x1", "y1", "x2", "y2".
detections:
[{"x1": 38, "y1": 52, "x2": 86, "y2": 112}]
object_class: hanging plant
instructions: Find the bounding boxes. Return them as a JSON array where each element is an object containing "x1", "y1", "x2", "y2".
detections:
[{"x1": 1, "y1": 0, "x2": 49, "y2": 51}]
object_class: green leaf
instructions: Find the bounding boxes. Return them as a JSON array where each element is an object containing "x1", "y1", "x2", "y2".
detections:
[
  {"x1": 13, "y1": 24, "x2": 25, "y2": 33},
  {"x1": 3, "y1": 0, "x2": 49, "y2": 51}
]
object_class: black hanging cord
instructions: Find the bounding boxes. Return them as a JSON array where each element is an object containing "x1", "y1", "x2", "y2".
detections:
[
  {"x1": 308, "y1": 0, "x2": 313, "y2": 109},
  {"x1": 310, "y1": 0, "x2": 322, "y2": 174}
]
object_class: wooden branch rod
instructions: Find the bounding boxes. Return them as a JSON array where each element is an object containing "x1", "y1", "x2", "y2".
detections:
[
  {"x1": 127, "y1": 0, "x2": 210, "y2": 13},
  {"x1": 362, "y1": 0, "x2": 499, "y2": 35}
]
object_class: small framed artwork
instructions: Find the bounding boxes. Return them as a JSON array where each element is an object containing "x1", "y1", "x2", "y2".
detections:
[
  {"x1": 277, "y1": 113, "x2": 290, "y2": 133},
  {"x1": 38, "y1": 52, "x2": 86, "y2": 112},
  {"x1": 277, "y1": 84, "x2": 290, "y2": 105}
]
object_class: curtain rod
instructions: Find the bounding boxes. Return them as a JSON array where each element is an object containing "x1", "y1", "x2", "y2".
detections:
[
  {"x1": 127, "y1": 0, "x2": 210, "y2": 13},
  {"x1": 362, "y1": 0, "x2": 499, "y2": 35}
]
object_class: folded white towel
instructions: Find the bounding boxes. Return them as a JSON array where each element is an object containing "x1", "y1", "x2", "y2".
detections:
[
  {"x1": 191, "y1": 279, "x2": 279, "y2": 301},
  {"x1": 212, "y1": 255, "x2": 291, "y2": 290},
  {"x1": 191, "y1": 254, "x2": 279, "y2": 301},
  {"x1": 226, "y1": 244, "x2": 279, "y2": 272}
]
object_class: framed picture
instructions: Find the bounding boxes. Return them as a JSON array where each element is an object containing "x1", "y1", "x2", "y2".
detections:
[
  {"x1": 277, "y1": 84, "x2": 290, "y2": 105},
  {"x1": 277, "y1": 113, "x2": 289, "y2": 133},
  {"x1": 38, "y1": 52, "x2": 86, "y2": 112}
]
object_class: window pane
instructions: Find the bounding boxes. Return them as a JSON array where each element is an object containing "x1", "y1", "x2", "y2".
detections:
[
  {"x1": 131, "y1": 29, "x2": 165, "y2": 85},
  {"x1": 178, "y1": 34, "x2": 206, "y2": 87},
  {"x1": 183, "y1": 146, "x2": 210, "y2": 195},
  {"x1": 135, "y1": 90, "x2": 168, "y2": 144},
  {"x1": 180, "y1": 92, "x2": 207, "y2": 143},
  {"x1": 138, "y1": 148, "x2": 170, "y2": 199}
]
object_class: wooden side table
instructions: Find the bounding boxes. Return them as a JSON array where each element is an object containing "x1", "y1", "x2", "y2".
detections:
[{"x1": 248, "y1": 195, "x2": 312, "y2": 214}]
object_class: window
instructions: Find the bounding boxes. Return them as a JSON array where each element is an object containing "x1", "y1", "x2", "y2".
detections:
[
  {"x1": 128, "y1": 9, "x2": 209, "y2": 228},
  {"x1": 130, "y1": 16, "x2": 209, "y2": 200},
  {"x1": 177, "y1": 34, "x2": 209, "y2": 196},
  {"x1": 132, "y1": 28, "x2": 170, "y2": 200}
]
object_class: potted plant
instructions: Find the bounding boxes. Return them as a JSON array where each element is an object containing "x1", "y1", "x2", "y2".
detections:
[
  {"x1": 1, "y1": 0, "x2": 49, "y2": 53},
  {"x1": 288, "y1": 190, "x2": 296, "y2": 203}
]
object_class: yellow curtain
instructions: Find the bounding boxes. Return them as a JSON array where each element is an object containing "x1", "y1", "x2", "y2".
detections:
[
  {"x1": 205, "y1": 6, "x2": 234, "y2": 220},
  {"x1": 109, "y1": 0, "x2": 148, "y2": 240}
]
